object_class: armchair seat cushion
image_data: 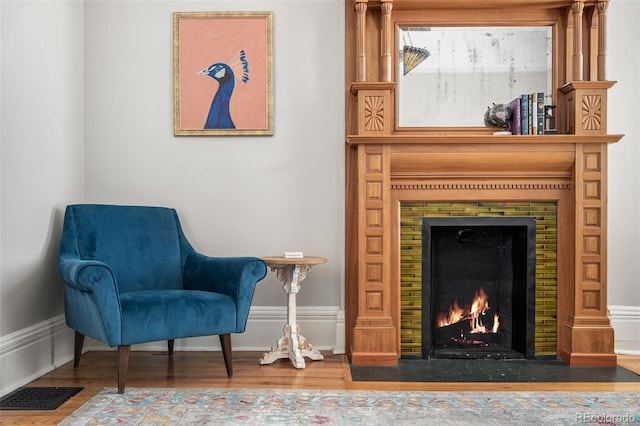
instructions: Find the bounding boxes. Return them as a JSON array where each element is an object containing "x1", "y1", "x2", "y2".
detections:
[{"x1": 120, "y1": 290, "x2": 236, "y2": 345}]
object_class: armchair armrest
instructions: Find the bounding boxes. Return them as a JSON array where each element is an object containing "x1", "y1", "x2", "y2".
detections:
[
  {"x1": 59, "y1": 257, "x2": 112, "y2": 291},
  {"x1": 58, "y1": 256, "x2": 123, "y2": 346},
  {"x1": 183, "y1": 254, "x2": 267, "y2": 331}
]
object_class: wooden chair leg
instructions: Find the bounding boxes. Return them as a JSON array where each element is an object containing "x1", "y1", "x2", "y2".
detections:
[
  {"x1": 117, "y1": 345, "x2": 131, "y2": 394},
  {"x1": 74, "y1": 331, "x2": 84, "y2": 369},
  {"x1": 219, "y1": 334, "x2": 233, "y2": 377},
  {"x1": 168, "y1": 339, "x2": 174, "y2": 356}
]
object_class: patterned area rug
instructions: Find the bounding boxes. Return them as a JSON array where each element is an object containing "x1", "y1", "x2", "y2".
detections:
[{"x1": 60, "y1": 388, "x2": 640, "y2": 425}]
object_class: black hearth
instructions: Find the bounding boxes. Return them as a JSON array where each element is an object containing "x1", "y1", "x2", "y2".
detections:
[{"x1": 422, "y1": 217, "x2": 536, "y2": 360}]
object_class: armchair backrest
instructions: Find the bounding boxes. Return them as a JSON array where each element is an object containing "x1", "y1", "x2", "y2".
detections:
[{"x1": 60, "y1": 204, "x2": 194, "y2": 293}]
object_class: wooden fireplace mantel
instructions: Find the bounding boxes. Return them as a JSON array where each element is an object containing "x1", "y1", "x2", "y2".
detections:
[
  {"x1": 347, "y1": 134, "x2": 624, "y2": 145},
  {"x1": 344, "y1": 0, "x2": 623, "y2": 367}
]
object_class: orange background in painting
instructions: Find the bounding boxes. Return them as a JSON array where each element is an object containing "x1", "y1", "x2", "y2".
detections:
[{"x1": 179, "y1": 17, "x2": 268, "y2": 130}]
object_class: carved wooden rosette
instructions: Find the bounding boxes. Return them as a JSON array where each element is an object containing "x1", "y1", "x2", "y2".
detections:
[
  {"x1": 351, "y1": 82, "x2": 394, "y2": 136},
  {"x1": 559, "y1": 81, "x2": 615, "y2": 135}
]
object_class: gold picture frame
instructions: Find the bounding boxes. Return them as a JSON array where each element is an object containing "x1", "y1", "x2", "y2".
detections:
[{"x1": 173, "y1": 11, "x2": 273, "y2": 136}]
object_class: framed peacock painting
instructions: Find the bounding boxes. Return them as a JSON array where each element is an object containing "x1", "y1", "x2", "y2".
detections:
[{"x1": 173, "y1": 11, "x2": 273, "y2": 136}]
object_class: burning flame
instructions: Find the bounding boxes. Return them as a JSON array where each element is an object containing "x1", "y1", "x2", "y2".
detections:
[
  {"x1": 436, "y1": 299, "x2": 465, "y2": 327},
  {"x1": 492, "y1": 313, "x2": 499, "y2": 333},
  {"x1": 436, "y1": 286, "x2": 500, "y2": 334}
]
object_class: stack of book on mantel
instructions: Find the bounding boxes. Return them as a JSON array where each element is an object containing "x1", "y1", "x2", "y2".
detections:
[{"x1": 508, "y1": 92, "x2": 557, "y2": 135}]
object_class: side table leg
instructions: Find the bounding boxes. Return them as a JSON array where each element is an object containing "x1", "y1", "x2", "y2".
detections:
[
  {"x1": 259, "y1": 327, "x2": 291, "y2": 365},
  {"x1": 259, "y1": 263, "x2": 324, "y2": 368},
  {"x1": 296, "y1": 328, "x2": 325, "y2": 361}
]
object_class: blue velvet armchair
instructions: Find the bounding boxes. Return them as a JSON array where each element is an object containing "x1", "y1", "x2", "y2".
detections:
[{"x1": 57, "y1": 204, "x2": 267, "y2": 393}]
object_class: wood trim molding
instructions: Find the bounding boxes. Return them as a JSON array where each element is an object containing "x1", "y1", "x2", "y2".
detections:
[{"x1": 391, "y1": 183, "x2": 572, "y2": 190}]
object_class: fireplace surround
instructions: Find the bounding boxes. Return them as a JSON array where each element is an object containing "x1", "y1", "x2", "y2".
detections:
[
  {"x1": 344, "y1": 0, "x2": 623, "y2": 368},
  {"x1": 345, "y1": 141, "x2": 627, "y2": 367},
  {"x1": 400, "y1": 202, "x2": 559, "y2": 357}
]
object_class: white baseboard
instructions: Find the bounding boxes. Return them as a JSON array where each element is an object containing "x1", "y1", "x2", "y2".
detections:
[
  {"x1": 609, "y1": 305, "x2": 640, "y2": 355},
  {"x1": 0, "y1": 314, "x2": 74, "y2": 397}
]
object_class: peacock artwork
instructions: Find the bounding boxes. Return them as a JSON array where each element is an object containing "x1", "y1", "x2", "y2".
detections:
[
  {"x1": 199, "y1": 51, "x2": 250, "y2": 129},
  {"x1": 173, "y1": 12, "x2": 273, "y2": 136}
]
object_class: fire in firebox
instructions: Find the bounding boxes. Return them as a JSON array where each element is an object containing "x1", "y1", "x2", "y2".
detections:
[
  {"x1": 422, "y1": 217, "x2": 537, "y2": 359},
  {"x1": 436, "y1": 287, "x2": 500, "y2": 346}
]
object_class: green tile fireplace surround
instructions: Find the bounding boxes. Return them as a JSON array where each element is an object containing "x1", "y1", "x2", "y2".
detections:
[{"x1": 400, "y1": 201, "x2": 558, "y2": 358}]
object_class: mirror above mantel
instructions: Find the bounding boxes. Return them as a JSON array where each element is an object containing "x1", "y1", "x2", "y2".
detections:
[{"x1": 398, "y1": 26, "x2": 553, "y2": 128}]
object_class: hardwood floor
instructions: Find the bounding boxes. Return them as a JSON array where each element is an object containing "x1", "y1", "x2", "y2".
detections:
[{"x1": 1, "y1": 351, "x2": 639, "y2": 425}]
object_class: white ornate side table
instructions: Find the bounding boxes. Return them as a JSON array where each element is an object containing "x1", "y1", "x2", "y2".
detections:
[{"x1": 259, "y1": 256, "x2": 327, "y2": 368}]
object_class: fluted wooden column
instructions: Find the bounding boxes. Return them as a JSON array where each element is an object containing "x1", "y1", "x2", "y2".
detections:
[
  {"x1": 596, "y1": 0, "x2": 609, "y2": 80},
  {"x1": 565, "y1": 9, "x2": 574, "y2": 84},
  {"x1": 588, "y1": 9, "x2": 598, "y2": 81},
  {"x1": 572, "y1": 0, "x2": 585, "y2": 81},
  {"x1": 355, "y1": 0, "x2": 368, "y2": 82},
  {"x1": 380, "y1": 1, "x2": 393, "y2": 82}
]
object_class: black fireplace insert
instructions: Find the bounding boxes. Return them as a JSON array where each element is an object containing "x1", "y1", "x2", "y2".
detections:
[{"x1": 421, "y1": 217, "x2": 536, "y2": 360}]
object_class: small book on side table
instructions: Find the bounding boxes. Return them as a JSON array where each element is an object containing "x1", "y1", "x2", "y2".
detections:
[{"x1": 283, "y1": 251, "x2": 304, "y2": 259}]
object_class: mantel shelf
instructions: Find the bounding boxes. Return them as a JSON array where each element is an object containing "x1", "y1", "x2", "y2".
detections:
[{"x1": 346, "y1": 134, "x2": 624, "y2": 146}]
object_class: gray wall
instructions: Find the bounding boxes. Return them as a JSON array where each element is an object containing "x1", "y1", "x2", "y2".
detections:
[
  {"x1": 81, "y1": 0, "x2": 345, "y2": 309},
  {"x1": 606, "y1": 0, "x2": 640, "y2": 308},
  {"x1": 1, "y1": 0, "x2": 84, "y2": 334}
]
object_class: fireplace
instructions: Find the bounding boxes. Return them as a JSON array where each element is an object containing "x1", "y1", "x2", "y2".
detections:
[
  {"x1": 422, "y1": 217, "x2": 536, "y2": 360},
  {"x1": 345, "y1": 140, "x2": 619, "y2": 367},
  {"x1": 345, "y1": 0, "x2": 620, "y2": 368}
]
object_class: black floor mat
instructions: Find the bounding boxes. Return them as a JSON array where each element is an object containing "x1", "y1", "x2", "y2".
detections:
[
  {"x1": 350, "y1": 359, "x2": 640, "y2": 383},
  {"x1": 0, "y1": 387, "x2": 83, "y2": 410}
]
